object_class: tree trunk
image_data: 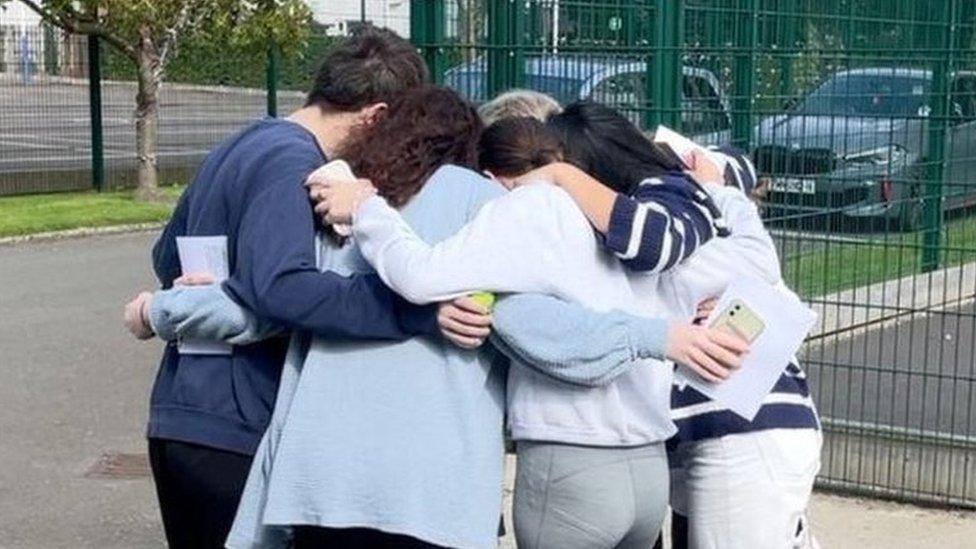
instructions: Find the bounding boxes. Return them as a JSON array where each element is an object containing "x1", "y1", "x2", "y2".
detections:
[{"x1": 133, "y1": 30, "x2": 161, "y2": 202}]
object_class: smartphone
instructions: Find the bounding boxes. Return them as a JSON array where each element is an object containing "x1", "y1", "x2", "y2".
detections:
[{"x1": 709, "y1": 299, "x2": 765, "y2": 343}]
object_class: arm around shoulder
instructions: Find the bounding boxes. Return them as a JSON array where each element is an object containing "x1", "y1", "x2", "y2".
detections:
[{"x1": 491, "y1": 293, "x2": 669, "y2": 387}]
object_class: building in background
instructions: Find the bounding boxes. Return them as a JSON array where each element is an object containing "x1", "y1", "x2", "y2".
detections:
[
  {"x1": 0, "y1": 0, "x2": 43, "y2": 74},
  {"x1": 308, "y1": 0, "x2": 410, "y2": 37}
]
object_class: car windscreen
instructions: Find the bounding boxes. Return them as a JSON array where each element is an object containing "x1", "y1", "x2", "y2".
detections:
[{"x1": 794, "y1": 74, "x2": 930, "y2": 117}]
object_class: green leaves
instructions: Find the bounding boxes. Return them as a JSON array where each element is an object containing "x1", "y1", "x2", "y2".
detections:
[{"x1": 21, "y1": 0, "x2": 311, "y2": 64}]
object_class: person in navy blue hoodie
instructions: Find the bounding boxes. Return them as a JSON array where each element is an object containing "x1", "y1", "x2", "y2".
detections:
[{"x1": 122, "y1": 26, "x2": 490, "y2": 549}]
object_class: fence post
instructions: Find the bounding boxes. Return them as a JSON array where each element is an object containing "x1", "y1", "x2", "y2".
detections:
[
  {"x1": 921, "y1": 0, "x2": 957, "y2": 272},
  {"x1": 411, "y1": 0, "x2": 446, "y2": 85},
  {"x1": 731, "y1": 0, "x2": 757, "y2": 149},
  {"x1": 487, "y1": 0, "x2": 512, "y2": 98},
  {"x1": 87, "y1": 35, "x2": 104, "y2": 192},
  {"x1": 44, "y1": 24, "x2": 58, "y2": 75},
  {"x1": 648, "y1": 0, "x2": 683, "y2": 129},
  {"x1": 510, "y1": 0, "x2": 526, "y2": 90},
  {"x1": 266, "y1": 43, "x2": 279, "y2": 118}
]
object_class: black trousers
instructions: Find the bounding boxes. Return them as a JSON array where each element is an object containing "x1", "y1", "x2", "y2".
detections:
[
  {"x1": 148, "y1": 438, "x2": 253, "y2": 549},
  {"x1": 293, "y1": 526, "x2": 447, "y2": 549}
]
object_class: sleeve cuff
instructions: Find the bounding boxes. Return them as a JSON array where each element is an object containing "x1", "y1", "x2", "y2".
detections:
[
  {"x1": 603, "y1": 194, "x2": 637, "y2": 255},
  {"x1": 629, "y1": 316, "x2": 669, "y2": 361},
  {"x1": 149, "y1": 290, "x2": 178, "y2": 342},
  {"x1": 352, "y1": 195, "x2": 387, "y2": 225}
]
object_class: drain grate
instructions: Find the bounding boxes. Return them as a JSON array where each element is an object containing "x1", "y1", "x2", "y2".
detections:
[{"x1": 85, "y1": 452, "x2": 150, "y2": 479}]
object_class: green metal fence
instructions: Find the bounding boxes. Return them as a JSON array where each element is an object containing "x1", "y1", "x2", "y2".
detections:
[
  {"x1": 0, "y1": 23, "x2": 330, "y2": 195},
  {"x1": 1, "y1": 0, "x2": 975, "y2": 508},
  {"x1": 412, "y1": 0, "x2": 976, "y2": 508}
]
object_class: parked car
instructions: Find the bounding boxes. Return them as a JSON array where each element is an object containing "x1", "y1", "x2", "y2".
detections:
[
  {"x1": 443, "y1": 54, "x2": 733, "y2": 145},
  {"x1": 754, "y1": 67, "x2": 976, "y2": 228}
]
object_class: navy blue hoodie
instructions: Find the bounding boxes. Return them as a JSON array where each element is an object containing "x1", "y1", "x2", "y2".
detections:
[{"x1": 150, "y1": 119, "x2": 437, "y2": 455}]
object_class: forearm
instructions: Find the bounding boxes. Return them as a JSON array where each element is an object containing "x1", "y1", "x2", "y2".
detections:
[
  {"x1": 604, "y1": 176, "x2": 725, "y2": 272},
  {"x1": 149, "y1": 285, "x2": 282, "y2": 345},
  {"x1": 352, "y1": 193, "x2": 557, "y2": 304},
  {"x1": 223, "y1": 269, "x2": 437, "y2": 340},
  {"x1": 231, "y1": 169, "x2": 438, "y2": 340},
  {"x1": 491, "y1": 294, "x2": 668, "y2": 387}
]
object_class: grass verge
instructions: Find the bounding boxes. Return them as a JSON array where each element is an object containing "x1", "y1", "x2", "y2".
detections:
[
  {"x1": 783, "y1": 216, "x2": 976, "y2": 298},
  {"x1": 3, "y1": 186, "x2": 972, "y2": 301},
  {"x1": 0, "y1": 186, "x2": 184, "y2": 238}
]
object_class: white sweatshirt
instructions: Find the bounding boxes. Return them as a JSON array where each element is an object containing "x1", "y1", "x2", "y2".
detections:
[{"x1": 354, "y1": 182, "x2": 675, "y2": 446}]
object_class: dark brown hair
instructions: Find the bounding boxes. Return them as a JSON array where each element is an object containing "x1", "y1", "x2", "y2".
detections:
[
  {"x1": 478, "y1": 117, "x2": 563, "y2": 178},
  {"x1": 338, "y1": 86, "x2": 483, "y2": 207},
  {"x1": 306, "y1": 25, "x2": 429, "y2": 111}
]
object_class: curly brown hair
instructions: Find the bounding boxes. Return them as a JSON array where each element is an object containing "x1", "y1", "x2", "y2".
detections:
[{"x1": 337, "y1": 85, "x2": 483, "y2": 207}]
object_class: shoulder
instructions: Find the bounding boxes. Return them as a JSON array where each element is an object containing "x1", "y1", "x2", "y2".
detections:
[
  {"x1": 241, "y1": 121, "x2": 324, "y2": 171},
  {"x1": 505, "y1": 183, "x2": 593, "y2": 231},
  {"x1": 239, "y1": 122, "x2": 325, "y2": 192},
  {"x1": 508, "y1": 180, "x2": 574, "y2": 205},
  {"x1": 420, "y1": 164, "x2": 506, "y2": 218},
  {"x1": 425, "y1": 164, "x2": 505, "y2": 199}
]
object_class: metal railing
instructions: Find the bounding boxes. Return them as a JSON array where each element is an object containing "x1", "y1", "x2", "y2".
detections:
[{"x1": 414, "y1": 0, "x2": 976, "y2": 509}]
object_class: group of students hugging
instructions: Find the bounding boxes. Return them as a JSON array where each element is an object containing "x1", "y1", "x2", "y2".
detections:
[{"x1": 122, "y1": 25, "x2": 822, "y2": 549}]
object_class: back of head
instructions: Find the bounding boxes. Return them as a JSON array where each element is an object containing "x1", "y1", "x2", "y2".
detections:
[
  {"x1": 306, "y1": 25, "x2": 429, "y2": 111},
  {"x1": 547, "y1": 101, "x2": 671, "y2": 194},
  {"x1": 338, "y1": 86, "x2": 482, "y2": 207},
  {"x1": 478, "y1": 89, "x2": 563, "y2": 126},
  {"x1": 479, "y1": 117, "x2": 562, "y2": 178}
]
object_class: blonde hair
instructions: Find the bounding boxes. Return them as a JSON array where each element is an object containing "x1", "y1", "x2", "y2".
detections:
[{"x1": 478, "y1": 89, "x2": 563, "y2": 125}]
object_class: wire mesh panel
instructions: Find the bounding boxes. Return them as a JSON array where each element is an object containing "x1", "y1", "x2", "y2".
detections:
[
  {"x1": 0, "y1": 25, "x2": 93, "y2": 195},
  {"x1": 416, "y1": 0, "x2": 976, "y2": 507},
  {"x1": 0, "y1": 21, "x2": 336, "y2": 196}
]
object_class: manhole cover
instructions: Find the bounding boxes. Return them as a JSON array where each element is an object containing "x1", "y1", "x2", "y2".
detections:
[{"x1": 85, "y1": 452, "x2": 150, "y2": 479}]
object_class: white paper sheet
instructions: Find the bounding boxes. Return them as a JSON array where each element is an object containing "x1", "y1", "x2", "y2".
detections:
[
  {"x1": 674, "y1": 276, "x2": 817, "y2": 420},
  {"x1": 175, "y1": 236, "x2": 231, "y2": 356},
  {"x1": 654, "y1": 124, "x2": 729, "y2": 173}
]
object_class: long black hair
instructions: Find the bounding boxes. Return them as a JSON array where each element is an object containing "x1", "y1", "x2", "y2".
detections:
[{"x1": 546, "y1": 101, "x2": 676, "y2": 195}]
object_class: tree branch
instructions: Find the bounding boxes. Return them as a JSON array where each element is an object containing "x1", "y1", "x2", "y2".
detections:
[
  {"x1": 19, "y1": 0, "x2": 137, "y2": 59},
  {"x1": 157, "y1": 1, "x2": 195, "y2": 74}
]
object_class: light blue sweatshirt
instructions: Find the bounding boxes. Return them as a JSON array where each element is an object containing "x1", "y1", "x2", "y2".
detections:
[{"x1": 149, "y1": 166, "x2": 669, "y2": 548}]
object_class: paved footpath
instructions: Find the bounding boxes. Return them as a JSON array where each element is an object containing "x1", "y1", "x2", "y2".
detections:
[{"x1": 1, "y1": 232, "x2": 974, "y2": 548}]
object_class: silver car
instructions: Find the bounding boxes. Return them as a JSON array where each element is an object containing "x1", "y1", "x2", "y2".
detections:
[
  {"x1": 754, "y1": 67, "x2": 976, "y2": 229},
  {"x1": 443, "y1": 54, "x2": 733, "y2": 144}
]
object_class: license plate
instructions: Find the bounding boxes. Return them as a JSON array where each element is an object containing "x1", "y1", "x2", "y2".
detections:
[{"x1": 769, "y1": 177, "x2": 816, "y2": 194}]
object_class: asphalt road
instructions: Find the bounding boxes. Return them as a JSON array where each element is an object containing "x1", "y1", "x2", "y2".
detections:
[
  {"x1": 806, "y1": 302, "x2": 976, "y2": 436},
  {"x1": 0, "y1": 232, "x2": 164, "y2": 548}
]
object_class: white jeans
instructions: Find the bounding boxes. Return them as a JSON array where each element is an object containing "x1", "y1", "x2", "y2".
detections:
[{"x1": 669, "y1": 429, "x2": 822, "y2": 549}]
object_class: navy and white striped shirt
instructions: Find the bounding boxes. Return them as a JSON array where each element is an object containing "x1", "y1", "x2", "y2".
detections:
[
  {"x1": 602, "y1": 171, "x2": 729, "y2": 271},
  {"x1": 602, "y1": 148, "x2": 819, "y2": 443}
]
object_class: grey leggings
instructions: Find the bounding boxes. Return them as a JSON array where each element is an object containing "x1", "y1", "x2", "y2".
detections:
[{"x1": 513, "y1": 441, "x2": 670, "y2": 549}]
